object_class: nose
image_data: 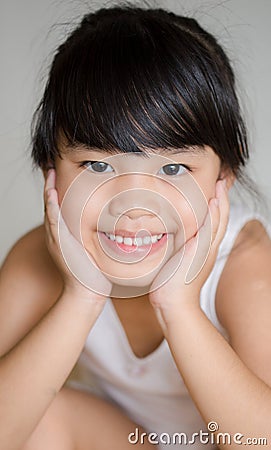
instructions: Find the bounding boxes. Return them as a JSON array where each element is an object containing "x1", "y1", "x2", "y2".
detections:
[
  {"x1": 121, "y1": 208, "x2": 154, "y2": 220},
  {"x1": 109, "y1": 188, "x2": 161, "y2": 219}
]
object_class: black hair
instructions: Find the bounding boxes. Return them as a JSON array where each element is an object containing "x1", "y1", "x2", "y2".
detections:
[{"x1": 31, "y1": 4, "x2": 249, "y2": 179}]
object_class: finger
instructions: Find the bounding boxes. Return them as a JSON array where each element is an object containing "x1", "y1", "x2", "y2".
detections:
[
  {"x1": 184, "y1": 191, "x2": 220, "y2": 284},
  {"x1": 150, "y1": 245, "x2": 185, "y2": 293},
  {"x1": 44, "y1": 188, "x2": 60, "y2": 231},
  {"x1": 209, "y1": 196, "x2": 220, "y2": 245},
  {"x1": 44, "y1": 171, "x2": 61, "y2": 242},
  {"x1": 184, "y1": 207, "x2": 213, "y2": 284},
  {"x1": 45, "y1": 168, "x2": 56, "y2": 190},
  {"x1": 44, "y1": 169, "x2": 59, "y2": 223},
  {"x1": 212, "y1": 179, "x2": 230, "y2": 247},
  {"x1": 43, "y1": 170, "x2": 71, "y2": 238},
  {"x1": 44, "y1": 169, "x2": 56, "y2": 206}
]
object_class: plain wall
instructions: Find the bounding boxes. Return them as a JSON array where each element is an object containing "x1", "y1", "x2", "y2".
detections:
[{"x1": 1, "y1": 0, "x2": 271, "y2": 264}]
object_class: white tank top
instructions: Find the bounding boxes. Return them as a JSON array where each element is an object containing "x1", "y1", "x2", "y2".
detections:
[{"x1": 69, "y1": 203, "x2": 269, "y2": 449}]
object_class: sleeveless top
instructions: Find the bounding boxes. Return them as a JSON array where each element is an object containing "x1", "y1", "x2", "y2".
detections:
[{"x1": 68, "y1": 203, "x2": 269, "y2": 449}]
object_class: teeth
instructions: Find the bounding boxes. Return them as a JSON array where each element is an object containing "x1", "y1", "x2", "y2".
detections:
[
  {"x1": 104, "y1": 232, "x2": 164, "y2": 246},
  {"x1": 123, "y1": 237, "x2": 133, "y2": 246},
  {"x1": 134, "y1": 237, "x2": 143, "y2": 246},
  {"x1": 143, "y1": 236, "x2": 151, "y2": 245}
]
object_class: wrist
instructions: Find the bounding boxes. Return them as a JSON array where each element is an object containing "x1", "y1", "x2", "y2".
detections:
[
  {"x1": 156, "y1": 297, "x2": 202, "y2": 331},
  {"x1": 61, "y1": 283, "x2": 108, "y2": 308}
]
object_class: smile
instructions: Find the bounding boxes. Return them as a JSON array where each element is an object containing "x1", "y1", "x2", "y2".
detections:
[
  {"x1": 103, "y1": 232, "x2": 165, "y2": 247},
  {"x1": 98, "y1": 231, "x2": 169, "y2": 257}
]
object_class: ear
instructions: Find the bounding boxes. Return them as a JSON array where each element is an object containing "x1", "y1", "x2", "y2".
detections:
[{"x1": 218, "y1": 167, "x2": 235, "y2": 190}]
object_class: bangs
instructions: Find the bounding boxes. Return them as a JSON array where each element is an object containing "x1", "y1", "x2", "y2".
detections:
[
  {"x1": 32, "y1": 7, "x2": 248, "y2": 171},
  {"x1": 51, "y1": 15, "x2": 230, "y2": 155}
]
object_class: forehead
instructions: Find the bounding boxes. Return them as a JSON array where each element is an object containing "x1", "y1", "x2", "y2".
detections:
[{"x1": 60, "y1": 144, "x2": 216, "y2": 162}]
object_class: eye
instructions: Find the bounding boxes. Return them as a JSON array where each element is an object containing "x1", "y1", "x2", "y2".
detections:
[
  {"x1": 83, "y1": 161, "x2": 114, "y2": 173},
  {"x1": 158, "y1": 164, "x2": 188, "y2": 176}
]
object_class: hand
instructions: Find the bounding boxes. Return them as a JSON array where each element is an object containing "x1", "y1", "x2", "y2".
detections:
[
  {"x1": 149, "y1": 179, "x2": 230, "y2": 328},
  {"x1": 44, "y1": 169, "x2": 112, "y2": 300}
]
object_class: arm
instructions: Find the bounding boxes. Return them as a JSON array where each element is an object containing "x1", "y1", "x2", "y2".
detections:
[
  {"x1": 166, "y1": 304, "x2": 271, "y2": 448},
  {"x1": 216, "y1": 219, "x2": 271, "y2": 387},
  {"x1": 0, "y1": 170, "x2": 110, "y2": 450},
  {"x1": 150, "y1": 180, "x2": 271, "y2": 449},
  {"x1": 0, "y1": 290, "x2": 105, "y2": 450}
]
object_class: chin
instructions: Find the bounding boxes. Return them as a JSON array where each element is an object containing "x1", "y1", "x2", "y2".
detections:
[
  {"x1": 109, "y1": 273, "x2": 159, "y2": 299},
  {"x1": 102, "y1": 259, "x2": 162, "y2": 285}
]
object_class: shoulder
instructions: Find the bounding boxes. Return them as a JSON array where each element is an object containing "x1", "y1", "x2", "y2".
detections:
[
  {"x1": 0, "y1": 225, "x2": 63, "y2": 355},
  {"x1": 216, "y1": 217, "x2": 271, "y2": 334},
  {"x1": 1, "y1": 224, "x2": 62, "y2": 293},
  {"x1": 216, "y1": 218, "x2": 271, "y2": 384}
]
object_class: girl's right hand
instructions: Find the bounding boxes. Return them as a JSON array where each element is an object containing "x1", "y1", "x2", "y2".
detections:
[{"x1": 44, "y1": 169, "x2": 112, "y2": 301}]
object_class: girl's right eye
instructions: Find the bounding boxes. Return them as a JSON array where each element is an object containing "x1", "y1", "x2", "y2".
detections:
[{"x1": 82, "y1": 161, "x2": 114, "y2": 173}]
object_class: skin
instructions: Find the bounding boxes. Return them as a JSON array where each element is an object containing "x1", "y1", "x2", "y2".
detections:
[
  {"x1": 54, "y1": 145, "x2": 223, "y2": 287},
  {"x1": 1, "y1": 145, "x2": 271, "y2": 449}
]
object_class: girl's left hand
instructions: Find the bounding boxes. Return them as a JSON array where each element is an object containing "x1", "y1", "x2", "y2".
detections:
[{"x1": 149, "y1": 179, "x2": 230, "y2": 330}]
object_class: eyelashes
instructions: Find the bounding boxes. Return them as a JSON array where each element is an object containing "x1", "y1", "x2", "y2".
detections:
[
  {"x1": 158, "y1": 163, "x2": 189, "y2": 176},
  {"x1": 82, "y1": 161, "x2": 114, "y2": 173},
  {"x1": 80, "y1": 161, "x2": 192, "y2": 176}
]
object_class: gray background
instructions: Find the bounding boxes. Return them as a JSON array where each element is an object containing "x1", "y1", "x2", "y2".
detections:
[{"x1": 1, "y1": 0, "x2": 271, "y2": 264}]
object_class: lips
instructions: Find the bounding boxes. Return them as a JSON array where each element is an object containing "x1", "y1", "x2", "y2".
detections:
[
  {"x1": 98, "y1": 231, "x2": 168, "y2": 256},
  {"x1": 103, "y1": 232, "x2": 165, "y2": 247}
]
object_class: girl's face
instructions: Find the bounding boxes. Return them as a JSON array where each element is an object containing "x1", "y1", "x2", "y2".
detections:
[{"x1": 54, "y1": 145, "x2": 226, "y2": 293}]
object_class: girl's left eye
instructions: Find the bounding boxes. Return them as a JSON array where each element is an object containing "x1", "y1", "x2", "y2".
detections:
[
  {"x1": 82, "y1": 161, "x2": 114, "y2": 173},
  {"x1": 158, "y1": 164, "x2": 188, "y2": 176}
]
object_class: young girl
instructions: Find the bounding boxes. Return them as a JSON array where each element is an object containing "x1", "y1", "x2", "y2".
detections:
[{"x1": 1, "y1": 5, "x2": 271, "y2": 450}]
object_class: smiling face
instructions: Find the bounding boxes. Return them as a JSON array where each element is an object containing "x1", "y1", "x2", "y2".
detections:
[{"x1": 53, "y1": 145, "x2": 225, "y2": 292}]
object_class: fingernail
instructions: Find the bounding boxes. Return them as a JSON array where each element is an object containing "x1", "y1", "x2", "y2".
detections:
[
  {"x1": 222, "y1": 179, "x2": 227, "y2": 189},
  {"x1": 47, "y1": 168, "x2": 54, "y2": 177},
  {"x1": 217, "y1": 179, "x2": 226, "y2": 195}
]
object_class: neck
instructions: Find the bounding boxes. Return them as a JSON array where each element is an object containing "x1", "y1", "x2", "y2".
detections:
[{"x1": 110, "y1": 284, "x2": 151, "y2": 299}]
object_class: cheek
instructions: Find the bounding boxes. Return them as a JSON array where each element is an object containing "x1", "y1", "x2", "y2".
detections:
[
  {"x1": 174, "y1": 199, "x2": 199, "y2": 245},
  {"x1": 81, "y1": 199, "x2": 102, "y2": 231},
  {"x1": 54, "y1": 162, "x2": 74, "y2": 203},
  {"x1": 55, "y1": 179, "x2": 66, "y2": 205},
  {"x1": 80, "y1": 190, "x2": 111, "y2": 240},
  {"x1": 57, "y1": 170, "x2": 106, "y2": 240},
  {"x1": 178, "y1": 181, "x2": 216, "y2": 243},
  {"x1": 169, "y1": 184, "x2": 210, "y2": 244}
]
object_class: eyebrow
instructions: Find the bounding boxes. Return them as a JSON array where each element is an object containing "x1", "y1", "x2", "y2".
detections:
[
  {"x1": 157, "y1": 147, "x2": 207, "y2": 156},
  {"x1": 64, "y1": 145, "x2": 207, "y2": 157}
]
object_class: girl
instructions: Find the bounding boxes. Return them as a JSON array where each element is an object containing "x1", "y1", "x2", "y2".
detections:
[{"x1": 1, "y1": 5, "x2": 271, "y2": 450}]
